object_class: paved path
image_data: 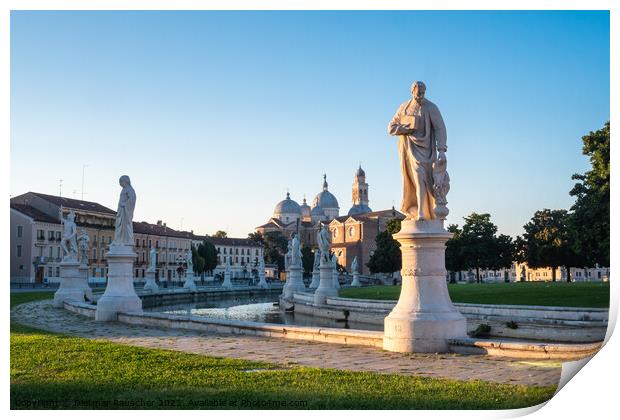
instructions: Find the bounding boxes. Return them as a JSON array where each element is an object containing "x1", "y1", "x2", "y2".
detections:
[{"x1": 11, "y1": 300, "x2": 562, "y2": 387}]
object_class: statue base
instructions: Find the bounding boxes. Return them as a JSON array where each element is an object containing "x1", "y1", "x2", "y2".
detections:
[
  {"x1": 257, "y1": 274, "x2": 269, "y2": 289},
  {"x1": 313, "y1": 262, "x2": 338, "y2": 305},
  {"x1": 283, "y1": 265, "x2": 305, "y2": 299},
  {"x1": 143, "y1": 269, "x2": 159, "y2": 293},
  {"x1": 309, "y1": 269, "x2": 320, "y2": 288},
  {"x1": 332, "y1": 268, "x2": 340, "y2": 289},
  {"x1": 78, "y1": 263, "x2": 94, "y2": 300},
  {"x1": 95, "y1": 245, "x2": 142, "y2": 321},
  {"x1": 351, "y1": 273, "x2": 361, "y2": 287},
  {"x1": 54, "y1": 260, "x2": 85, "y2": 308},
  {"x1": 383, "y1": 219, "x2": 466, "y2": 353},
  {"x1": 183, "y1": 275, "x2": 197, "y2": 292},
  {"x1": 222, "y1": 272, "x2": 233, "y2": 289}
]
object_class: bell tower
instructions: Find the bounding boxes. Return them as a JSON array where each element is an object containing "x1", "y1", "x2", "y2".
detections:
[{"x1": 352, "y1": 165, "x2": 369, "y2": 207}]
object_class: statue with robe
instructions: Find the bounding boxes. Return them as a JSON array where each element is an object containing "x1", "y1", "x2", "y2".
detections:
[
  {"x1": 291, "y1": 234, "x2": 302, "y2": 267},
  {"x1": 61, "y1": 210, "x2": 78, "y2": 262},
  {"x1": 317, "y1": 224, "x2": 331, "y2": 264},
  {"x1": 351, "y1": 256, "x2": 358, "y2": 274},
  {"x1": 186, "y1": 249, "x2": 193, "y2": 274},
  {"x1": 388, "y1": 81, "x2": 450, "y2": 221},
  {"x1": 312, "y1": 249, "x2": 321, "y2": 272},
  {"x1": 148, "y1": 247, "x2": 157, "y2": 271},
  {"x1": 112, "y1": 175, "x2": 136, "y2": 246},
  {"x1": 78, "y1": 229, "x2": 90, "y2": 265}
]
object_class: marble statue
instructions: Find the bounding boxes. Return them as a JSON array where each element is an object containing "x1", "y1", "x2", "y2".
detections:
[
  {"x1": 388, "y1": 81, "x2": 450, "y2": 220},
  {"x1": 112, "y1": 175, "x2": 136, "y2": 246},
  {"x1": 148, "y1": 247, "x2": 157, "y2": 272},
  {"x1": 331, "y1": 253, "x2": 340, "y2": 289},
  {"x1": 60, "y1": 210, "x2": 78, "y2": 262},
  {"x1": 77, "y1": 229, "x2": 90, "y2": 265},
  {"x1": 285, "y1": 239, "x2": 292, "y2": 271},
  {"x1": 186, "y1": 249, "x2": 193, "y2": 274},
  {"x1": 313, "y1": 249, "x2": 320, "y2": 272},
  {"x1": 291, "y1": 233, "x2": 302, "y2": 267},
  {"x1": 317, "y1": 224, "x2": 331, "y2": 264},
  {"x1": 351, "y1": 256, "x2": 358, "y2": 274}
]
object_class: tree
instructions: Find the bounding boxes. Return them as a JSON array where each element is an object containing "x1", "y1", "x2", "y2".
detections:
[
  {"x1": 367, "y1": 218, "x2": 402, "y2": 274},
  {"x1": 513, "y1": 235, "x2": 527, "y2": 282},
  {"x1": 262, "y1": 231, "x2": 288, "y2": 271},
  {"x1": 523, "y1": 209, "x2": 572, "y2": 282},
  {"x1": 445, "y1": 224, "x2": 466, "y2": 283},
  {"x1": 301, "y1": 246, "x2": 314, "y2": 275},
  {"x1": 198, "y1": 240, "x2": 218, "y2": 275},
  {"x1": 492, "y1": 234, "x2": 514, "y2": 282},
  {"x1": 569, "y1": 121, "x2": 610, "y2": 267},
  {"x1": 191, "y1": 245, "x2": 205, "y2": 276},
  {"x1": 247, "y1": 231, "x2": 265, "y2": 246},
  {"x1": 213, "y1": 230, "x2": 228, "y2": 239},
  {"x1": 460, "y1": 213, "x2": 498, "y2": 283}
]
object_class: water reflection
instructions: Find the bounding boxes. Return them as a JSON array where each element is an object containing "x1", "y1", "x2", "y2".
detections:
[{"x1": 154, "y1": 293, "x2": 381, "y2": 331}]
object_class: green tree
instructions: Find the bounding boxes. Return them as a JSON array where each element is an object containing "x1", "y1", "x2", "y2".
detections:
[
  {"x1": 301, "y1": 246, "x2": 314, "y2": 275},
  {"x1": 569, "y1": 121, "x2": 610, "y2": 267},
  {"x1": 262, "y1": 231, "x2": 288, "y2": 271},
  {"x1": 213, "y1": 230, "x2": 228, "y2": 239},
  {"x1": 523, "y1": 209, "x2": 572, "y2": 282},
  {"x1": 460, "y1": 213, "x2": 498, "y2": 283},
  {"x1": 247, "y1": 231, "x2": 265, "y2": 245},
  {"x1": 367, "y1": 218, "x2": 402, "y2": 274},
  {"x1": 198, "y1": 240, "x2": 218, "y2": 275},
  {"x1": 445, "y1": 224, "x2": 466, "y2": 283},
  {"x1": 191, "y1": 245, "x2": 205, "y2": 276},
  {"x1": 513, "y1": 235, "x2": 527, "y2": 282},
  {"x1": 492, "y1": 234, "x2": 515, "y2": 282}
]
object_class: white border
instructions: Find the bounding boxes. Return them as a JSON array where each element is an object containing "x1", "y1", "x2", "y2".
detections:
[{"x1": 2, "y1": 2, "x2": 616, "y2": 419}]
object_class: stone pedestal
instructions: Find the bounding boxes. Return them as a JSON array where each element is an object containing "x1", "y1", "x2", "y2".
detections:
[
  {"x1": 283, "y1": 265, "x2": 305, "y2": 299},
  {"x1": 222, "y1": 270, "x2": 233, "y2": 289},
  {"x1": 258, "y1": 272, "x2": 269, "y2": 289},
  {"x1": 314, "y1": 260, "x2": 338, "y2": 305},
  {"x1": 54, "y1": 260, "x2": 86, "y2": 308},
  {"x1": 332, "y1": 266, "x2": 340, "y2": 289},
  {"x1": 351, "y1": 272, "x2": 361, "y2": 287},
  {"x1": 144, "y1": 269, "x2": 159, "y2": 293},
  {"x1": 78, "y1": 263, "x2": 94, "y2": 300},
  {"x1": 184, "y1": 274, "x2": 197, "y2": 292},
  {"x1": 95, "y1": 245, "x2": 142, "y2": 321},
  {"x1": 309, "y1": 269, "x2": 320, "y2": 288},
  {"x1": 383, "y1": 219, "x2": 466, "y2": 353}
]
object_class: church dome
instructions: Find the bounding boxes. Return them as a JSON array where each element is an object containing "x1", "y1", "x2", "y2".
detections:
[
  {"x1": 348, "y1": 203, "x2": 372, "y2": 216},
  {"x1": 312, "y1": 174, "x2": 339, "y2": 210},
  {"x1": 311, "y1": 205, "x2": 325, "y2": 217},
  {"x1": 300, "y1": 197, "x2": 311, "y2": 218},
  {"x1": 274, "y1": 192, "x2": 301, "y2": 216}
]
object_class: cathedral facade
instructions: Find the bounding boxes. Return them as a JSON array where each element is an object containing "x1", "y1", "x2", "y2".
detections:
[{"x1": 256, "y1": 167, "x2": 404, "y2": 275}]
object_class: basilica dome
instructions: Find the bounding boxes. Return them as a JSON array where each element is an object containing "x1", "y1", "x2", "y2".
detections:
[
  {"x1": 348, "y1": 203, "x2": 372, "y2": 216},
  {"x1": 300, "y1": 197, "x2": 311, "y2": 219},
  {"x1": 312, "y1": 174, "x2": 339, "y2": 220},
  {"x1": 273, "y1": 192, "x2": 301, "y2": 224}
]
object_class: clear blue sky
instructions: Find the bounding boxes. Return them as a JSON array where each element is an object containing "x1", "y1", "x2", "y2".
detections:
[{"x1": 10, "y1": 11, "x2": 609, "y2": 238}]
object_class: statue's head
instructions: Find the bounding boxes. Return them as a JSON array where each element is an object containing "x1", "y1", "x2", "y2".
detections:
[
  {"x1": 67, "y1": 210, "x2": 76, "y2": 221},
  {"x1": 119, "y1": 175, "x2": 131, "y2": 187},
  {"x1": 410, "y1": 81, "x2": 426, "y2": 105}
]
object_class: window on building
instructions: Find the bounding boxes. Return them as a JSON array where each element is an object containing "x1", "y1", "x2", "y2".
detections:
[
  {"x1": 17, "y1": 225, "x2": 23, "y2": 238},
  {"x1": 37, "y1": 229, "x2": 44, "y2": 240},
  {"x1": 101, "y1": 249, "x2": 105, "y2": 260},
  {"x1": 49, "y1": 247, "x2": 53, "y2": 258},
  {"x1": 235, "y1": 256, "x2": 239, "y2": 263},
  {"x1": 93, "y1": 268, "x2": 97, "y2": 277},
  {"x1": 48, "y1": 266, "x2": 53, "y2": 277},
  {"x1": 148, "y1": 239, "x2": 152, "y2": 248},
  {"x1": 236, "y1": 248, "x2": 239, "y2": 255},
  {"x1": 19, "y1": 265, "x2": 24, "y2": 270},
  {"x1": 136, "y1": 239, "x2": 140, "y2": 247},
  {"x1": 349, "y1": 226, "x2": 355, "y2": 237},
  {"x1": 255, "y1": 249, "x2": 259, "y2": 255},
  {"x1": 241, "y1": 249, "x2": 245, "y2": 255},
  {"x1": 16, "y1": 245, "x2": 22, "y2": 257},
  {"x1": 229, "y1": 248, "x2": 233, "y2": 254},
  {"x1": 93, "y1": 249, "x2": 97, "y2": 259},
  {"x1": 57, "y1": 247, "x2": 61, "y2": 258},
  {"x1": 56, "y1": 267, "x2": 60, "y2": 277},
  {"x1": 93, "y1": 235, "x2": 97, "y2": 243},
  {"x1": 48, "y1": 231, "x2": 54, "y2": 240},
  {"x1": 598, "y1": 272, "x2": 602, "y2": 279},
  {"x1": 56, "y1": 231, "x2": 61, "y2": 240}
]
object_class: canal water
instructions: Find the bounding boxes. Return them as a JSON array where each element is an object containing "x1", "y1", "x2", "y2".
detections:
[{"x1": 153, "y1": 293, "x2": 382, "y2": 331}]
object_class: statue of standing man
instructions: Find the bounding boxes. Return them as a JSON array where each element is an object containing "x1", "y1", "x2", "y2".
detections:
[
  {"x1": 61, "y1": 210, "x2": 78, "y2": 262},
  {"x1": 388, "y1": 81, "x2": 450, "y2": 221},
  {"x1": 112, "y1": 175, "x2": 136, "y2": 247}
]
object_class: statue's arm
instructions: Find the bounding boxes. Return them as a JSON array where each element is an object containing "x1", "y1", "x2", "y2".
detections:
[
  {"x1": 387, "y1": 105, "x2": 413, "y2": 136},
  {"x1": 430, "y1": 105, "x2": 447, "y2": 152}
]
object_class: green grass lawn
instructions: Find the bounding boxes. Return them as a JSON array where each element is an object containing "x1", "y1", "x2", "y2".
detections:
[
  {"x1": 11, "y1": 292, "x2": 556, "y2": 409},
  {"x1": 340, "y1": 282, "x2": 610, "y2": 308}
]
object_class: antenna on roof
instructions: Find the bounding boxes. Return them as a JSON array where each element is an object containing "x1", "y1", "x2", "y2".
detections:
[
  {"x1": 81, "y1": 164, "x2": 89, "y2": 200},
  {"x1": 59, "y1": 179, "x2": 63, "y2": 197}
]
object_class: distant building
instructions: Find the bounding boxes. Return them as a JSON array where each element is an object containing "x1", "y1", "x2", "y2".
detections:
[
  {"x1": 451, "y1": 263, "x2": 610, "y2": 283},
  {"x1": 255, "y1": 166, "x2": 404, "y2": 275},
  {"x1": 10, "y1": 192, "x2": 263, "y2": 283}
]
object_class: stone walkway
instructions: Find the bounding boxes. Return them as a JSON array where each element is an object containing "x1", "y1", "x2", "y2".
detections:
[{"x1": 11, "y1": 300, "x2": 562, "y2": 387}]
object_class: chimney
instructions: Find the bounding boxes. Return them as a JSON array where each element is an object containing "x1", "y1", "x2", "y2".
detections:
[
  {"x1": 163, "y1": 222, "x2": 167, "y2": 227},
  {"x1": 157, "y1": 220, "x2": 162, "y2": 226}
]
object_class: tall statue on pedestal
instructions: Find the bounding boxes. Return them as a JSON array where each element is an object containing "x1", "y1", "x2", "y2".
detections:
[
  {"x1": 383, "y1": 83, "x2": 465, "y2": 353},
  {"x1": 112, "y1": 175, "x2": 136, "y2": 246},
  {"x1": 95, "y1": 175, "x2": 142, "y2": 321},
  {"x1": 77, "y1": 229, "x2": 90, "y2": 266},
  {"x1": 314, "y1": 224, "x2": 337, "y2": 304},
  {"x1": 60, "y1": 210, "x2": 78, "y2": 262},
  {"x1": 148, "y1": 247, "x2": 157, "y2": 272},
  {"x1": 388, "y1": 81, "x2": 450, "y2": 220}
]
